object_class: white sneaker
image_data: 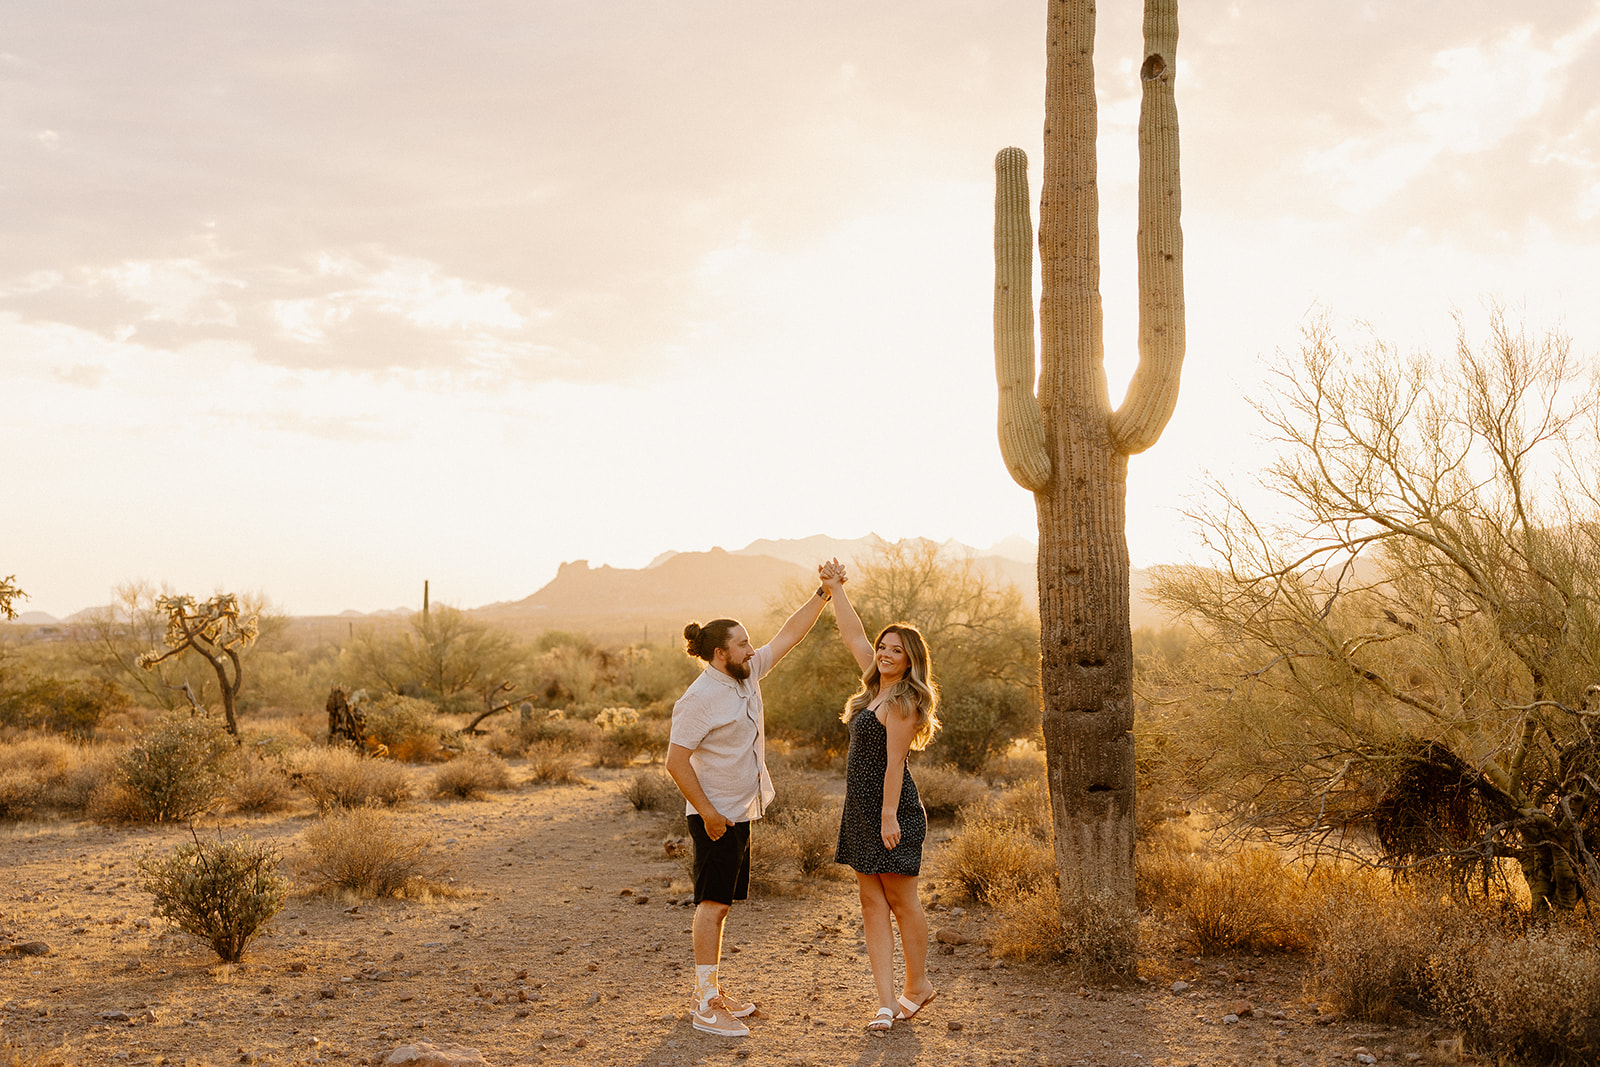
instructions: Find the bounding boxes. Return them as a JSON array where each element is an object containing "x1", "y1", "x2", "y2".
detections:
[{"x1": 691, "y1": 1002, "x2": 750, "y2": 1037}]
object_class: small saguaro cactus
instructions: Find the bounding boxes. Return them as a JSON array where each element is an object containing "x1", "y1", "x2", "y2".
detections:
[{"x1": 993, "y1": 0, "x2": 1186, "y2": 977}]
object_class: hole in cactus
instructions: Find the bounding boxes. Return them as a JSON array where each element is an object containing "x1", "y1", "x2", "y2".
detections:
[
  {"x1": 1079, "y1": 657, "x2": 1105, "y2": 669},
  {"x1": 1087, "y1": 784, "x2": 1112, "y2": 793},
  {"x1": 1141, "y1": 54, "x2": 1166, "y2": 81},
  {"x1": 1072, "y1": 707, "x2": 1099, "y2": 715}
]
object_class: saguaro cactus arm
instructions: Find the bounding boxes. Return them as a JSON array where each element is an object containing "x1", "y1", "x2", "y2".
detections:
[
  {"x1": 993, "y1": 145, "x2": 1052, "y2": 492},
  {"x1": 1107, "y1": 1, "x2": 1185, "y2": 455}
]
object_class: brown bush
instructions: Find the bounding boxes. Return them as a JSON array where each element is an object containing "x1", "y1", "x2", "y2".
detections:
[
  {"x1": 0, "y1": 770, "x2": 41, "y2": 820},
  {"x1": 297, "y1": 807, "x2": 451, "y2": 899},
  {"x1": 747, "y1": 808, "x2": 842, "y2": 893},
  {"x1": 1425, "y1": 915, "x2": 1600, "y2": 1065},
  {"x1": 764, "y1": 773, "x2": 830, "y2": 819},
  {"x1": 363, "y1": 695, "x2": 445, "y2": 763},
  {"x1": 624, "y1": 769, "x2": 680, "y2": 812},
  {"x1": 943, "y1": 811, "x2": 1055, "y2": 905},
  {"x1": 914, "y1": 763, "x2": 989, "y2": 819},
  {"x1": 223, "y1": 752, "x2": 297, "y2": 814},
  {"x1": 1169, "y1": 847, "x2": 1309, "y2": 955},
  {"x1": 990, "y1": 880, "x2": 1141, "y2": 983},
  {"x1": 1303, "y1": 870, "x2": 1434, "y2": 1022},
  {"x1": 524, "y1": 741, "x2": 580, "y2": 785},
  {"x1": 432, "y1": 751, "x2": 514, "y2": 799},
  {"x1": 291, "y1": 747, "x2": 412, "y2": 811}
]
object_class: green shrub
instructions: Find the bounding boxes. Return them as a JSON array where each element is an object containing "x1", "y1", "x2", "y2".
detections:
[
  {"x1": 624, "y1": 769, "x2": 679, "y2": 812},
  {"x1": 362, "y1": 694, "x2": 445, "y2": 762},
  {"x1": 119, "y1": 713, "x2": 235, "y2": 822},
  {"x1": 0, "y1": 676, "x2": 129, "y2": 738},
  {"x1": 137, "y1": 834, "x2": 286, "y2": 963},
  {"x1": 298, "y1": 807, "x2": 448, "y2": 898},
  {"x1": 931, "y1": 679, "x2": 1035, "y2": 774},
  {"x1": 291, "y1": 746, "x2": 412, "y2": 811},
  {"x1": 432, "y1": 751, "x2": 513, "y2": 799}
]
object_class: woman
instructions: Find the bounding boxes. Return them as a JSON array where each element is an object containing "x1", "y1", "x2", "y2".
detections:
[{"x1": 820, "y1": 561, "x2": 940, "y2": 1033}]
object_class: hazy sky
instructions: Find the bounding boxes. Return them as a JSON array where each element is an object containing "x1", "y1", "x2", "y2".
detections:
[{"x1": 5, "y1": 1, "x2": 1599, "y2": 618}]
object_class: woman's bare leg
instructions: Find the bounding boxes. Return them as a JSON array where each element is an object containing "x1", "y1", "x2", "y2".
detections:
[
  {"x1": 856, "y1": 873, "x2": 898, "y2": 1010},
  {"x1": 881, "y1": 873, "x2": 934, "y2": 1002}
]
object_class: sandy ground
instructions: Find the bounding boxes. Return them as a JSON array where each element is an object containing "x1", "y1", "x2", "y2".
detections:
[{"x1": 0, "y1": 764, "x2": 1455, "y2": 1067}]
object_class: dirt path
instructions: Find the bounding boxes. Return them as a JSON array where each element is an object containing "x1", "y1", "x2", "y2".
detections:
[{"x1": 1, "y1": 767, "x2": 1446, "y2": 1066}]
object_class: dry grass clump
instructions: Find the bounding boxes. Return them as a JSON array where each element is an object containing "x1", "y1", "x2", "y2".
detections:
[
  {"x1": 290, "y1": 746, "x2": 412, "y2": 811},
  {"x1": 432, "y1": 750, "x2": 514, "y2": 799},
  {"x1": 1301, "y1": 866, "x2": 1435, "y2": 1022},
  {"x1": 0, "y1": 769, "x2": 41, "y2": 820},
  {"x1": 1164, "y1": 846, "x2": 1310, "y2": 955},
  {"x1": 227, "y1": 755, "x2": 297, "y2": 813},
  {"x1": 0, "y1": 1039, "x2": 74, "y2": 1067},
  {"x1": 363, "y1": 695, "x2": 445, "y2": 763},
  {"x1": 523, "y1": 741, "x2": 581, "y2": 785},
  {"x1": 750, "y1": 807, "x2": 844, "y2": 892},
  {"x1": 764, "y1": 773, "x2": 830, "y2": 819},
  {"x1": 983, "y1": 740, "x2": 1047, "y2": 785},
  {"x1": 624, "y1": 769, "x2": 680, "y2": 812},
  {"x1": 1425, "y1": 916, "x2": 1600, "y2": 1065},
  {"x1": 914, "y1": 763, "x2": 990, "y2": 819},
  {"x1": 943, "y1": 810, "x2": 1055, "y2": 905},
  {"x1": 990, "y1": 880, "x2": 1141, "y2": 983},
  {"x1": 297, "y1": 807, "x2": 452, "y2": 899}
]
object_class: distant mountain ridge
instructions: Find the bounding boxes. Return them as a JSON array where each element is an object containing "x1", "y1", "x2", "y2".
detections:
[{"x1": 476, "y1": 534, "x2": 1164, "y2": 636}]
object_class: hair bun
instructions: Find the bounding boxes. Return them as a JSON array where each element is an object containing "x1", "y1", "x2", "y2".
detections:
[{"x1": 683, "y1": 622, "x2": 703, "y2": 643}]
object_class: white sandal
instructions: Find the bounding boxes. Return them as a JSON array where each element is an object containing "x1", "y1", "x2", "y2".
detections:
[{"x1": 866, "y1": 1006, "x2": 894, "y2": 1032}]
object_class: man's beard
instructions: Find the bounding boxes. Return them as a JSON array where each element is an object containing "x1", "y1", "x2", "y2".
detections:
[{"x1": 725, "y1": 658, "x2": 751, "y2": 681}]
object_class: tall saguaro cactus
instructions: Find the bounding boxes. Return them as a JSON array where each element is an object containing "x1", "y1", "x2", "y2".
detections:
[{"x1": 994, "y1": 0, "x2": 1185, "y2": 974}]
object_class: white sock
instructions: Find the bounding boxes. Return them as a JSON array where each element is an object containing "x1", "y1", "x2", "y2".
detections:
[{"x1": 694, "y1": 964, "x2": 719, "y2": 1010}]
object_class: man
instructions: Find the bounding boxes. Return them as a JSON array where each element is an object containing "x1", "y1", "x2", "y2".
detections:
[{"x1": 666, "y1": 570, "x2": 838, "y2": 1038}]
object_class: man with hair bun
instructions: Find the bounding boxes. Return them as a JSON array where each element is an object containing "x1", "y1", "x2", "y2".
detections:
[{"x1": 666, "y1": 562, "x2": 843, "y2": 1038}]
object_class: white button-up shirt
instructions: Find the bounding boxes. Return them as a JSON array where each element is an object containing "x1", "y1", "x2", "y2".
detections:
[{"x1": 668, "y1": 643, "x2": 777, "y2": 822}]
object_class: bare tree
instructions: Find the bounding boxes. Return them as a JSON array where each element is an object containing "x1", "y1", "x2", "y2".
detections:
[
  {"x1": 137, "y1": 593, "x2": 260, "y2": 737},
  {"x1": 0, "y1": 575, "x2": 25, "y2": 621},
  {"x1": 1149, "y1": 312, "x2": 1600, "y2": 915}
]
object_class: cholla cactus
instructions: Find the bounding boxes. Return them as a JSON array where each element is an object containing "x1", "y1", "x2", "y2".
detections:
[
  {"x1": 595, "y1": 706, "x2": 641, "y2": 732},
  {"x1": 991, "y1": 0, "x2": 1185, "y2": 975},
  {"x1": 138, "y1": 593, "x2": 260, "y2": 737}
]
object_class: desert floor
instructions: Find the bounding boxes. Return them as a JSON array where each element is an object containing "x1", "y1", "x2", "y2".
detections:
[{"x1": 2, "y1": 763, "x2": 1455, "y2": 1067}]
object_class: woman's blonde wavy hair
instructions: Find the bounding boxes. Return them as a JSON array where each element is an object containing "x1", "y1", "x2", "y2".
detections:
[{"x1": 840, "y1": 623, "x2": 940, "y2": 750}]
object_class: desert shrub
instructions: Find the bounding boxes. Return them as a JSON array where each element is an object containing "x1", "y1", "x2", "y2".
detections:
[
  {"x1": 764, "y1": 773, "x2": 830, "y2": 819},
  {"x1": 0, "y1": 770, "x2": 41, "y2": 820},
  {"x1": 491, "y1": 711, "x2": 598, "y2": 757},
  {"x1": 625, "y1": 769, "x2": 680, "y2": 812},
  {"x1": 1170, "y1": 847, "x2": 1308, "y2": 955},
  {"x1": 0, "y1": 1039, "x2": 73, "y2": 1067},
  {"x1": 914, "y1": 763, "x2": 989, "y2": 819},
  {"x1": 1425, "y1": 917, "x2": 1600, "y2": 1065},
  {"x1": 591, "y1": 706, "x2": 663, "y2": 768},
  {"x1": 990, "y1": 880, "x2": 1140, "y2": 982},
  {"x1": 775, "y1": 807, "x2": 841, "y2": 877},
  {"x1": 291, "y1": 746, "x2": 412, "y2": 811},
  {"x1": 932, "y1": 679, "x2": 1035, "y2": 773},
  {"x1": 0, "y1": 676, "x2": 129, "y2": 738},
  {"x1": 983, "y1": 739, "x2": 1048, "y2": 786},
  {"x1": 0, "y1": 735, "x2": 122, "y2": 816},
  {"x1": 227, "y1": 754, "x2": 297, "y2": 814},
  {"x1": 1303, "y1": 869, "x2": 1434, "y2": 1022},
  {"x1": 298, "y1": 807, "x2": 449, "y2": 898},
  {"x1": 432, "y1": 751, "x2": 513, "y2": 799},
  {"x1": 118, "y1": 712, "x2": 235, "y2": 822},
  {"x1": 943, "y1": 811, "x2": 1055, "y2": 905},
  {"x1": 137, "y1": 833, "x2": 286, "y2": 963},
  {"x1": 363, "y1": 695, "x2": 444, "y2": 763},
  {"x1": 524, "y1": 741, "x2": 580, "y2": 785}
]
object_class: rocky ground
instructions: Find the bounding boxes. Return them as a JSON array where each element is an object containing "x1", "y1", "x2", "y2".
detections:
[{"x1": 1, "y1": 765, "x2": 1462, "y2": 1067}]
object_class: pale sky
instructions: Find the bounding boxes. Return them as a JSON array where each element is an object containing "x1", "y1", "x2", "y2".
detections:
[{"x1": 5, "y1": 1, "x2": 1599, "y2": 618}]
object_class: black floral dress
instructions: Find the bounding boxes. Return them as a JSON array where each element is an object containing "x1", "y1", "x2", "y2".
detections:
[{"x1": 834, "y1": 707, "x2": 926, "y2": 875}]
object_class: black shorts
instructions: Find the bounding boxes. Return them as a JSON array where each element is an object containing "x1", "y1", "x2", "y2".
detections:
[{"x1": 687, "y1": 815, "x2": 751, "y2": 906}]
